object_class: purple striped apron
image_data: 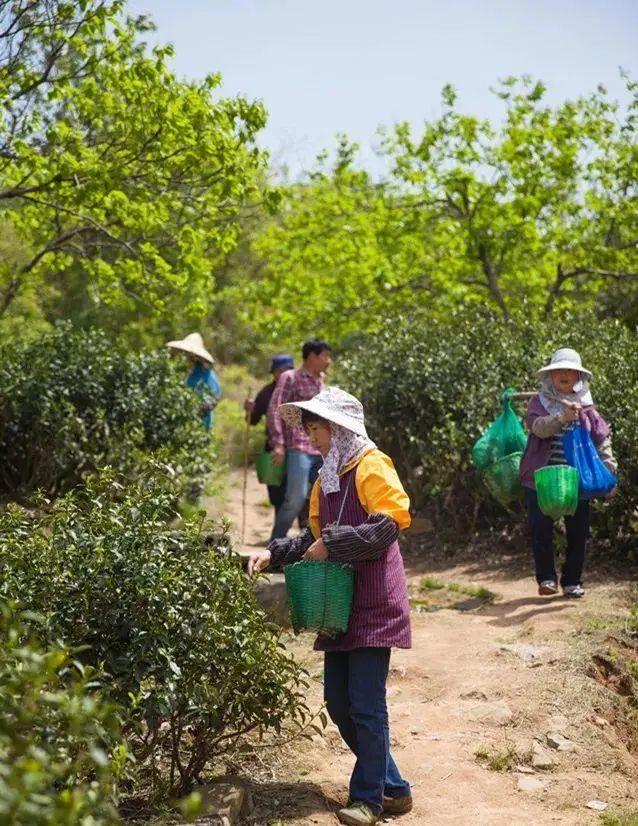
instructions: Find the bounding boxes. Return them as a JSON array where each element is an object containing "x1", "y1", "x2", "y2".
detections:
[{"x1": 314, "y1": 465, "x2": 412, "y2": 652}]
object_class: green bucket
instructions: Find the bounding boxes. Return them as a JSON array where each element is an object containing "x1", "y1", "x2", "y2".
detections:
[
  {"x1": 534, "y1": 465, "x2": 579, "y2": 519},
  {"x1": 284, "y1": 561, "x2": 354, "y2": 636},
  {"x1": 256, "y1": 448, "x2": 285, "y2": 486},
  {"x1": 483, "y1": 451, "x2": 523, "y2": 505}
]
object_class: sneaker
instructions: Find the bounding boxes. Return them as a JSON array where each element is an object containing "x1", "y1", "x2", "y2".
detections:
[
  {"x1": 538, "y1": 580, "x2": 558, "y2": 595},
  {"x1": 383, "y1": 793, "x2": 413, "y2": 814},
  {"x1": 337, "y1": 802, "x2": 380, "y2": 825},
  {"x1": 563, "y1": 584, "x2": 585, "y2": 598}
]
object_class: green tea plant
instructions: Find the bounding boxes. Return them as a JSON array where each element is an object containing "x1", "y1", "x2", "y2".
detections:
[
  {"x1": 0, "y1": 604, "x2": 126, "y2": 825},
  {"x1": 343, "y1": 308, "x2": 638, "y2": 549},
  {"x1": 0, "y1": 324, "x2": 215, "y2": 502},
  {"x1": 0, "y1": 468, "x2": 311, "y2": 794}
]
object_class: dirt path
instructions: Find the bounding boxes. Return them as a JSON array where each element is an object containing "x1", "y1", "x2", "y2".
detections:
[{"x1": 208, "y1": 471, "x2": 637, "y2": 826}]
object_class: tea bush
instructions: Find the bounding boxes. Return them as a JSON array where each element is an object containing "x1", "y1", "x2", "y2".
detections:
[
  {"x1": 0, "y1": 324, "x2": 215, "y2": 501},
  {"x1": 0, "y1": 604, "x2": 125, "y2": 825},
  {"x1": 0, "y1": 467, "x2": 310, "y2": 794},
  {"x1": 343, "y1": 308, "x2": 638, "y2": 548}
]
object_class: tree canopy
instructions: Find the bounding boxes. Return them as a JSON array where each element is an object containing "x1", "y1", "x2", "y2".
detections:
[
  {"x1": 218, "y1": 77, "x2": 638, "y2": 346},
  {"x1": 0, "y1": 0, "x2": 272, "y2": 328}
]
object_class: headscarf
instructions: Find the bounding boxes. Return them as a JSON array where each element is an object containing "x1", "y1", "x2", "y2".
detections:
[
  {"x1": 538, "y1": 373, "x2": 594, "y2": 417},
  {"x1": 319, "y1": 423, "x2": 376, "y2": 494}
]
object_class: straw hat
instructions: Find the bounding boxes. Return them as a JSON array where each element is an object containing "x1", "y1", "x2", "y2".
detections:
[
  {"x1": 166, "y1": 332, "x2": 215, "y2": 365},
  {"x1": 537, "y1": 348, "x2": 591, "y2": 378},
  {"x1": 278, "y1": 386, "x2": 368, "y2": 438}
]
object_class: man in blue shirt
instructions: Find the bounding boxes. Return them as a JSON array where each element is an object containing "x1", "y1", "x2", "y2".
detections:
[{"x1": 167, "y1": 332, "x2": 221, "y2": 429}]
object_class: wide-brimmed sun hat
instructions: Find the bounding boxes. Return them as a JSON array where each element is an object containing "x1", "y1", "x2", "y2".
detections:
[
  {"x1": 278, "y1": 386, "x2": 368, "y2": 438},
  {"x1": 537, "y1": 348, "x2": 592, "y2": 378},
  {"x1": 166, "y1": 332, "x2": 215, "y2": 365}
]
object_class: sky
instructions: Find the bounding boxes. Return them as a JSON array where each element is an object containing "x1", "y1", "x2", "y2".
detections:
[{"x1": 128, "y1": 0, "x2": 638, "y2": 178}]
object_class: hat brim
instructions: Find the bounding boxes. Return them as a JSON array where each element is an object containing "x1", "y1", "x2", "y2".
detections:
[
  {"x1": 279, "y1": 398, "x2": 368, "y2": 438},
  {"x1": 537, "y1": 361, "x2": 591, "y2": 377},
  {"x1": 167, "y1": 341, "x2": 215, "y2": 365}
]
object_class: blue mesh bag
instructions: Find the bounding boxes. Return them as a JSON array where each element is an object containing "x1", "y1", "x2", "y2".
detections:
[{"x1": 562, "y1": 423, "x2": 616, "y2": 499}]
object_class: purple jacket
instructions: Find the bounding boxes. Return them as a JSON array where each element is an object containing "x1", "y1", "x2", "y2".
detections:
[{"x1": 519, "y1": 394, "x2": 610, "y2": 489}]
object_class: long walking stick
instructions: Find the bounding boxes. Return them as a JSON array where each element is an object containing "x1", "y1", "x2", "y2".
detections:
[{"x1": 241, "y1": 386, "x2": 252, "y2": 545}]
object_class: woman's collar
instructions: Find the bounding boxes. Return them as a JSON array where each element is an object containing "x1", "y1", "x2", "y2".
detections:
[{"x1": 339, "y1": 446, "x2": 376, "y2": 476}]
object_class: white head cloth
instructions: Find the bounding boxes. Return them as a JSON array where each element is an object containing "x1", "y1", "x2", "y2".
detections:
[{"x1": 319, "y1": 423, "x2": 376, "y2": 494}]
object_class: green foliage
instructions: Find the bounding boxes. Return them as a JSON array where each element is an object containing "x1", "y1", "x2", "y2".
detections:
[
  {"x1": 213, "y1": 399, "x2": 263, "y2": 468},
  {"x1": 0, "y1": 1, "x2": 271, "y2": 326},
  {"x1": 343, "y1": 307, "x2": 638, "y2": 548},
  {"x1": 0, "y1": 469, "x2": 311, "y2": 794},
  {"x1": 211, "y1": 365, "x2": 274, "y2": 468},
  {"x1": 599, "y1": 810, "x2": 638, "y2": 826},
  {"x1": 420, "y1": 578, "x2": 495, "y2": 602},
  {"x1": 0, "y1": 604, "x2": 125, "y2": 825},
  {"x1": 0, "y1": 323, "x2": 214, "y2": 500},
  {"x1": 474, "y1": 743, "x2": 520, "y2": 772},
  {"x1": 222, "y1": 79, "x2": 638, "y2": 344}
]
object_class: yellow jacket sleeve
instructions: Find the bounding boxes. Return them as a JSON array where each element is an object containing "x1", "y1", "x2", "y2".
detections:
[
  {"x1": 309, "y1": 480, "x2": 321, "y2": 539},
  {"x1": 354, "y1": 449, "x2": 411, "y2": 530}
]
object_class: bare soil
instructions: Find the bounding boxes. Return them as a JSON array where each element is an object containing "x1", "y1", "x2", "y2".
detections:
[{"x1": 207, "y1": 470, "x2": 638, "y2": 826}]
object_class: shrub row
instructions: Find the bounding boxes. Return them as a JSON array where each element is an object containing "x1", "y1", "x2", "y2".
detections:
[
  {"x1": 0, "y1": 465, "x2": 311, "y2": 799},
  {"x1": 0, "y1": 324, "x2": 214, "y2": 501},
  {"x1": 0, "y1": 605, "x2": 125, "y2": 825},
  {"x1": 342, "y1": 308, "x2": 638, "y2": 548}
]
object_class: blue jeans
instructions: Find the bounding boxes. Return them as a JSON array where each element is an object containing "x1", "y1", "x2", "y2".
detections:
[
  {"x1": 324, "y1": 648, "x2": 411, "y2": 815},
  {"x1": 271, "y1": 450, "x2": 322, "y2": 539},
  {"x1": 524, "y1": 488, "x2": 590, "y2": 586}
]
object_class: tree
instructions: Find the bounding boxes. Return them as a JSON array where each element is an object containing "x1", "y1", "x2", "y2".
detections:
[
  {"x1": 387, "y1": 77, "x2": 638, "y2": 317},
  {"x1": 228, "y1": 78, "x2": 638, "y2": 344},
  {"x1": 0, "y1": 0, "x2": 272, "y2": 323}
]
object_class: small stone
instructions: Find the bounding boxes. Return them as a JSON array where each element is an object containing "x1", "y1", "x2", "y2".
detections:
[
  {"x1": 500, "y1": 643, "x2": 552, "y2": 663},
  {"x1": 460, "y1": 690, "x2": 488, "y2": 701},
  {"x1": 198, "y1": 777, "x2": 251, "y2": 824},
  {"x1": 515, "y1": 764, "x2": 536, "y2": 774},
  {"x1": 517, "y1": 775, "x2": 547, "y2": 792},
  {"x1": 532, "y1": 741, "x2": 555, "y2": 770},
  {"x1": 546, "y1": 732, "x2": 575, "y2": 752},
  {"x1": 586, "y1": 800, "x2": 608, "y2": 811},
  {"x1": 592, "y1": 716, "x2": 609, "y2": 728},
  {"x1": 468, "y1": 701, "x2": 513, "y2": 725}
]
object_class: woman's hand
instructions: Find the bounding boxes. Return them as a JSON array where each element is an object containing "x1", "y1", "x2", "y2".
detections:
[
  {"x1": 248, "y1": 550, "x2": 271, "y2": 576},
  {"x1": 272, "y1": 445, "x2": 286, "y2": 466},
  {"x1": 605, "y1": 486, "x2": 618, "y2": 501},
  {"x1": 560, "y1": 402, "x2": 581, "y2": 424},
  {"x1": 303, "y1": 538, "x2": 328, "y2": 562}
]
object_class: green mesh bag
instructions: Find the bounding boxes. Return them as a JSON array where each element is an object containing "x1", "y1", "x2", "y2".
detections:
[
  {"x1": 483, "y1": 451, "x2": 524, "y2": 505},
  {"x1": 472, "y1": 389, "x2": 527, "y2": 473},
  {"x1": 284, "y1": 561, "x2": 354, "y2": 636},
  {"x1": 534, "y1": 465, "x2": 579, "y2": 519}
]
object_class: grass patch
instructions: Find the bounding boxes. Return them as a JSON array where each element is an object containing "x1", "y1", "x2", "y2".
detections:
[
  {"x1": 474, "y1": 744, "x2": 519, "y2": 772},
  {"x1": 600, "y1": 809, "x2": 638, "y2": 826},
  {"x1": 420, "y1": 577, "x2": 496, "y2": 603},
  {"x1": 420, "y1": 576, "x2": 446, "y2": 590}
]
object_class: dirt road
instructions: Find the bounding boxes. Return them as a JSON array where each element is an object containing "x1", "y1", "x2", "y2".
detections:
[{"x1": 209, "y1": 470, "x2": 637, "y2": 826}]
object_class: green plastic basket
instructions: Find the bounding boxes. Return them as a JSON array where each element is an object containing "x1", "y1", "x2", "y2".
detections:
[
  {"x1": 283, "y1": 561, "x2": 354, "y2": 636},
  {"x1": 256, "y1": 448, "x2": 285, "y2": 486},
  {"x1": 534, "y1": 465, "x2": 579, "y2": 519},
  {"x1": 483, "y1": 451, "x2": 523, "y2": 505}
]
